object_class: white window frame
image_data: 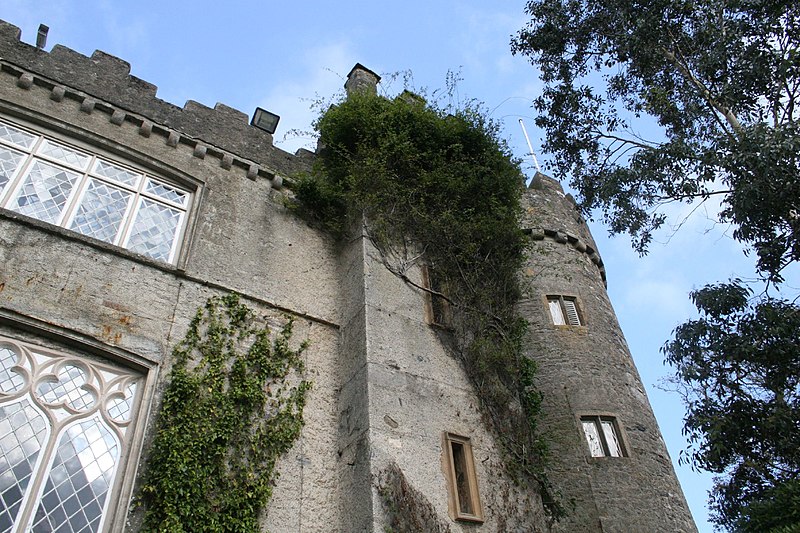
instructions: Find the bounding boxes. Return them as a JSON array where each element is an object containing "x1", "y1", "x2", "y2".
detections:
[
  {"x1": 0, "y1": 116, "x2": 191, "y2": 264},
  {"x1": 547, "y1": 295, "x2": 582, "y2": 326},
  {"x1": 580, "y1": 415, "x2": 626, "y2": 458},
  {"x1": 0, "y1": 333, "x2": 145, "y2": 532}
]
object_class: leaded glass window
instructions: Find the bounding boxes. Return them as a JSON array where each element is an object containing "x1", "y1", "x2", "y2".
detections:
[
  {"x1": 443, "y1": 433, "x2": 483, "y2": 523},
  {"x1": 0, "y1": 335, "x2": 142, "y2": 533},
  {"x1": 0, "y1": 116, "x2": 190, "y2": 263}
]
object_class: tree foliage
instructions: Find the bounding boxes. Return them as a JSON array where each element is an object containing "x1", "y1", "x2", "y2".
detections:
[
  {"x1": 664, "y1": 282, "x2": 800, "y2": 530},
  {"x1": 512, "y1": 0, "x2": 800, "y2": 282},
  {"x1": 296, "y1": 92, "x2": 527, "y2": 364}
]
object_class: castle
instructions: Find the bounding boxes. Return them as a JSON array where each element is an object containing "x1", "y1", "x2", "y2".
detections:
[{"x1": 0, "y1": 19, "x2": 696, "y2": 532}]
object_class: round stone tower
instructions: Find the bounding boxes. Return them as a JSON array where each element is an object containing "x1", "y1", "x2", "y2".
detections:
[{"x1": 519, "y1": 173, "x2": 697, "y2": 532}]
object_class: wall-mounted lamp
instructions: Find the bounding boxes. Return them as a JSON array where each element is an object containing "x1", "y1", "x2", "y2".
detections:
[
  {"x1": 36, "y1": 24, "x2": 49, "y2": 49},
  {"x1": 251, "y1": 107, "x2": 280, "y2": 134}
]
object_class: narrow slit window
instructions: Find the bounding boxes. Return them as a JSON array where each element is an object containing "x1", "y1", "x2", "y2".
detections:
[
  {"x1": 421, "y1": 264, "x2": 452, "y2": 327},
  {"x1": 581, "y1": 416, "x2": 626, "y2": 457},
  {"x1": 547, "y1": 295, "x2": 582, "y2": 326},
  {"x1": 443, "y1": 433, "x2": 483, "y2": 522}
]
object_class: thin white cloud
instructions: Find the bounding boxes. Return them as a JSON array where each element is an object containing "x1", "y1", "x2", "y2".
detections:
[
  {"x1": 622, "y1": 277, "x2": 695, "y2": 320},
  {"x1": 95, "y1": 0, "x2": 150, "y2": 58},
  {"x1": 455, "y1": 8, "x2": 519, "y2": 75},
  {"x1": 256, "y1": 41, "x2": 355, "y2": 155}
]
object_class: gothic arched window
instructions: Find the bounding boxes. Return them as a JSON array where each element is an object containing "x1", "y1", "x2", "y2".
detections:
[{"x1": 0, "y1": 334, "x2": 142, "y2": 532}]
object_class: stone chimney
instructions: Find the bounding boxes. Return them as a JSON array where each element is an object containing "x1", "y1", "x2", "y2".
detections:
[{"x1": 345, "y1": 63, "x2": 380, "y2": 95}]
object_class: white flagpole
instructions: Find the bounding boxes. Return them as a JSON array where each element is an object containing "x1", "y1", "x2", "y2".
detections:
[{"x1": 518, "y1": 118, "x2": 541, "y2": 173}]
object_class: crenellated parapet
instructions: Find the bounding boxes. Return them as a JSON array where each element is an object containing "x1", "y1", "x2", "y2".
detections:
[
  {"x1": 524, "y1": 227, "x2": 607, "y2": 284},
  {"x1": 521, "y1": 172, "x2": 607, "y2": 284},
  {"x1": 0, "y1": 20, "x2": 314, "y2": 182}
]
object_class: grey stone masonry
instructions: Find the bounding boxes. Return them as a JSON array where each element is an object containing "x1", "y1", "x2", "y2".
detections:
[
  {"x1": 345, "y1": 63, "x2": 381, "y2": 95},
  {"x1": 0, "y1": 17, "x2": 696, "y2": 532},
  {"x1": 519, "y1": 174, "x2": 697, "y2": 532}
]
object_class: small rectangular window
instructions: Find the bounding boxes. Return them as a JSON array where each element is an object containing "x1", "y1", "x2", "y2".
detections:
[
  {"x1": 443, "y1": 433, "x2": 483, "y2": 522},
  {"x1": 581, "y1": 416, "x2": 626, "y2": 457},
  {"x1": 547, "y1": 295, "x2": 582, "y2": 326},
  {"x1": 0, "y1": 116, "x2": 190, "y2": 264}
]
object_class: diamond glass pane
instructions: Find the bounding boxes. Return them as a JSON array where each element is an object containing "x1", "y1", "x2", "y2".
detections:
[
  {"x1": 105, "y1": 383, "x2": 136, "y2": 423},
  {"x1": 69, "y1": 179, "x2": 132, "y2": 244},
  {"x1": 126, "y1": 199, "x2": 181, "y2": 262},
  {"x1": 29, "y1": 419, "x2": 118, "y2": 533},
  {"x1": 0, "y1": 400, "x2": 47, "y2": 533},
  {"x1": 35, "y1": 366, "x2": 96, "y2": 411},
  {"x1": 144, "y1": 179, "x2": 187, "y2": 206},
  {"x1": 0, "y1": 122, "x2": 36, "y2": 150},
  {"x1": 0, "y1": 147, "x2": 25, "y2": 194},
  {"x1": 10, "y1": 161, "x2": 80, "y2": 224},
  {"x1": 92, "y1": 160, "x2": 141, "y2": 187},
  {"x1": 0, "y1": 347, "x2": 25, "y2": 394},
  {"x1": 36, "y1": 140, "x2": 90, "y2": 171}
]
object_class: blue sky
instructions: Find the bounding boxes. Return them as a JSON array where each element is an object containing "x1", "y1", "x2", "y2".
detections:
[{"x1": 1, "y1": 1, "x2": 770, "y2": 530}]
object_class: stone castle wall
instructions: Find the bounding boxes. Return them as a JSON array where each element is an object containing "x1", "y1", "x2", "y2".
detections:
[{"x1": 0, "y1": 19, "x2": 695, "y2": 532}]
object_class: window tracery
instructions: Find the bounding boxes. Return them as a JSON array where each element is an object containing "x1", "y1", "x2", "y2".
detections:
[{"x1": 0, "y1": 335, "x2": 142, "y2": 532}]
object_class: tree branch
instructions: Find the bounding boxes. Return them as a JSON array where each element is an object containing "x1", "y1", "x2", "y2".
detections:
[
  {"x1": 656, "y1": 189, "x2": 733, "y2": 203},
  {"x1": 660, "y1": 45, "x2": 743, "y2": 136}
]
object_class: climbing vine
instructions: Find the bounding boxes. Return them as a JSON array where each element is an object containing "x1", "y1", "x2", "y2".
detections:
[
  {"x1": 139, "y1": 294, "x2": 311, "y2": 533},
  {"x1": 295, "y1": 89, "x2": 562, "y2": 518}
]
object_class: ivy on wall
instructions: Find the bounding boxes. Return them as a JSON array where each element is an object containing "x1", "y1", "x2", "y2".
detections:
[
  {"x1": 139, "y1": 294, "x2": 311, "y2": 533},
  {"x1": 295, "y1": 90, "x2": 562, "y2": 518}
]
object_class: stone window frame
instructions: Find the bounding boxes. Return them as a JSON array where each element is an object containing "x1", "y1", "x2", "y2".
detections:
[
  {"x1": 545, "y1": 294, "x2": 585, "y2": 327},
  {"x1": 0, "y1": 310, "x2": 158, "y2": 532},
  {"x1": 442, "y1": 432, "x2": 484, "y2": 523},
  {"x1": 0, "y1": 114, "x2": 194, "y2": 265},
  {"x1": 579, "y1": 414, "x2": 629, "y2": 458}
]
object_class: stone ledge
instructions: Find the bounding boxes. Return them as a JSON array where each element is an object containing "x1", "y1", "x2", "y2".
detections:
[{"x1": 0, "y1": 209, "x2": 339, "y2": 329}]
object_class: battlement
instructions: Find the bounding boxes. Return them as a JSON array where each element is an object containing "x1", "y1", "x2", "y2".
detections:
[{"x1": 0, "y1": 20, "x2": 313, "y2": 178}]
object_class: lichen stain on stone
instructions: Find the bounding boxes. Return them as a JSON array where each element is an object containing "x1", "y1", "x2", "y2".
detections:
[
  {"x1": 102, "y1": 299, "x2": 130, "y2": 313},
  {"x1": 100, "y1": 324, "x2": 122, "y2": 344}
]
